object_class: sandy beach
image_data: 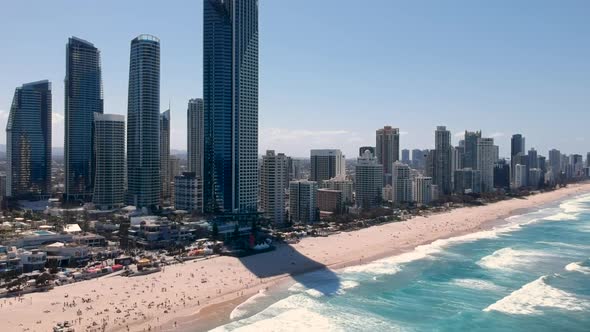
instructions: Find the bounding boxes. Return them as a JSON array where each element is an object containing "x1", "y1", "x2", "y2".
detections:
[{"x1": 2, "y1": 183, "x2": 590, "y2": 332}]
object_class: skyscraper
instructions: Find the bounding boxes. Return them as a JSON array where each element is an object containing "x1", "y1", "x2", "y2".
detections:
[
  {"x1": 434, "y1": 126, "x2": 453, "y2": 195},
  {"x1": 392, "y1": 161, "x2": 412, "y2": 203},
  {"x1": 6, "y1": 81, "x2": 52, "y2": 198},
  {"x1": 310, "y1": 149, "x2": 346, "y2": 183},
  {"x1": 355, "y1": 150, "x2": 383, "y2": 209},
  {"x1": 260, "y1": 150, "x2": 288, "y2": 226},
  {"x1": 376, "y1": 126, "x2": 400, "y2": 185},
  {"x1": 289, "y1": 180, "x2": 318, "y2": 224},
  {"x1": 160, "y1": 109, "x2": 171, "y2": 203},
  {"x1": 187, "y1": 98, "x2": 204, "y2": 176},
  {"x1": 413, "y1": 177, "x2": 433, "y2": 205},
  {"x1": 126, "y1": 34, "x2": 161, "y2": 209},
  {"x1": 549, "y1": 149, "x2": 562, "y2": 178},
  {"x1": 93, "y1": 114, "x2": 125, "y2": 210},
  {"x1": 511, "y1": 134, "x2": 526, "y2": 185},
  {"x1": 64, "y1": 37, "x2": 103, "y2": 202},
  {"x1": 477, "y1": 137, "x2": 496, "y2": 192},
  {"x1": 401, "y1": 149, "x2": 410, "y2": 164},
  {"x1": 463, "y1": 131, "x2": 481, "y2": 169},
  {"x1": 203, "y1": 0, "x2": 259, "y2": 214}
]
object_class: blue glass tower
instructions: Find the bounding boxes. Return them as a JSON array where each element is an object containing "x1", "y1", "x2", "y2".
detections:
[
  {"x1": 6, "y1": 81, "x2": 52, "y2": 198},
  {"x1": 203, "y1": 0, "x2": 259, "y2": 214},
  {"x1": 126, "y1": 35, "x2": 161, "y2": 209},
  {"x1": 64, "y1": 37, "x2": 103, "y2": 203}
]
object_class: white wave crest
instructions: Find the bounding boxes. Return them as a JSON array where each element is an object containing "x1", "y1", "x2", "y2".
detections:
[
  {"x1": 559, "y1": 194, "x2": 590, "y2": 214},
  {"x1": 483, "y1": 276, "x2": 590, "y2": 315},
  {"x1": 450, "y1": 278, "x2": 505, "y2": 292},
  {"x1": 565, "y1": 262, "x2": 590, "y2": 275},
  {"x1": 342, "y1": 223, "x2": 529, "y2": 277},
  {"x1": 214, "y1": 294, "x2": 342, "y2": 332},
  {"x1": 230, "y1": 290, "x2": 268, "y2": 320},
  {"x1": 544, "y1": 212, "x2": 578, "y2": 221},
  {"x1": 477, "y1": 248, "x2": 551, "y2": 271}
]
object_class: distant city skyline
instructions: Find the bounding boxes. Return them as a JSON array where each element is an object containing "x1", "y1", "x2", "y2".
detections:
[{"x1": 1, "y1": 0, "x2": 589, "y2": 158}]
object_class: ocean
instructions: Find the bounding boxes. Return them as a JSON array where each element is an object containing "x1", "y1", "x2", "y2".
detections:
[{"x1": 211, "y1": 193, "x2": 590, "y2": 332}]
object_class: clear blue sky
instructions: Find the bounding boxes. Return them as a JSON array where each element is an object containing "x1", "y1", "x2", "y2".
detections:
[{"x1": 1, "y1": 0, "x2": 589, "y2": 158}]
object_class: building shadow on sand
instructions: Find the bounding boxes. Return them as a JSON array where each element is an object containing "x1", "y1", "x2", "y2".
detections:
[{"x1": 236, "y1": 244, "x2": 342, "y2": 296}]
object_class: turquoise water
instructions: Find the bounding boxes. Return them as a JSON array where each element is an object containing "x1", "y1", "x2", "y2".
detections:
[{"x1": 212, "y1": 193, "x2": 590, "y2": 332}]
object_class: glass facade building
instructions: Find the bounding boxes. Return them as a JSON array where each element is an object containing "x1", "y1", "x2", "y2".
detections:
[
  {"x1": 6, "y1": 81, "x2": 52, "y2": 198},
  {"x1": 187, "y1": 98, "x2": 204, "y2": 177},
  {"x1": 93, "y1": 113, "x2": 125, "y2": 210},
  {"x1": 127, "y1": 34, "x2": 161, "y2": 209},
  {"x1": 160, "y1": 109, "x2": 171, "y2": 203},
  {"x1": 64, "y1": 37, "x2": 103, "y2": 202},
  {"x1": 203, "y1": 0, "x2": 259, "y2": 214}
]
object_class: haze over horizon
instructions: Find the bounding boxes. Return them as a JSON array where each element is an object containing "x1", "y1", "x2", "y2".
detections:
[{"x1": 0, "y1": 0, "x2": 589, "y2": 158}]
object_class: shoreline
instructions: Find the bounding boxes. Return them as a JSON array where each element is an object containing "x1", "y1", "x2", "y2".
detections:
[{"x1": 1, "y1": 183, "x2": 589, "y2": 332}]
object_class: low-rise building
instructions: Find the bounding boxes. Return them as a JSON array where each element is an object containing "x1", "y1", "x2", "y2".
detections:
[
  {"x1": 317, "y1": 189, "x2": 343, "y2": 214},
  {"x1": 174, "y1": 172, "x2": 203, "y2": 214}
]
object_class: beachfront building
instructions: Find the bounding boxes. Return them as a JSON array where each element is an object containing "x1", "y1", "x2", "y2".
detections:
[
  {"x1": 126, "y1": 34, "x2": 161, "y2": 210},
  {"x1": 392, "y1": 161, "x2": 412, "y2": 203},
  {"x1": 494, "y1": 159, "x2": 511, "y2": 189},
  {"x1": 511, "y1": 134, "x2": 526, "y2": 185},
  {"x1": 310, "y1": 149, "x2": 346, "y2": 183},
  {"x1": 317, "y1": 189, "x2": 343, "y2": 214},
  {"x1": 355, "y1": 150, "x2": 383, "y2": 210},
  {"x1": 322, "y1": 175, "x2": 354, "y2": 204},
  {"x1": 64, "y1": 37, "x2": 103, "y2": 203},
  {"x1": 477, "y1": 137, "x2": 496, "y2": 192},
  {"x1": 93, "y1": 114, "x2": 125, "y2": 210},
  {"x1": 174, "y1": 172, "x2": 203, "y2": 213},
  {"x1": 413, "y1": 177, "x2": 433, "y2": 205},
  {"x1": 454, "y1": 168, "x2": 482, "y2": 194},
  {"x1": 203, "y1": 0, "x2": 259, "y2": 215},
  {"x1": 528, "y1": 168, "x2": 543, "y2": 188},
  {"x1": 289, "y1": 180, "x2": 318, "y2": 224},
  {"x1": 160, "y1": 109, "x2": 171, "y2": 203},
  {"x1": 187, "y1": 98, "x2": 204, "y2": 176},
  {"x1": 260, "y1": 150, "x2": 288, "y2": 226},
  {"x1": 433, "y1": 126, "x2": 453, "y2": 195},
  {"x1": 514, "y1": 164, "x2": 528, "y2": 189},
  {"x1": 463, "y1": 131, "x2": 481, "y2": 169},
  {"x1": 376, "y1": 126, "x2": 400, "y2": 185},
  {"x1": 6, "y1": 81, "x2": 52, "y2": 198}
]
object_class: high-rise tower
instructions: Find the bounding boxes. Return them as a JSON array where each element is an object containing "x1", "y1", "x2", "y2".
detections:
[
  {"x1": 93, "y1": 113, "x2": 125, "y2": 210},
  {"x1": 376, "y1": 126, "x2": 400, "y2": 185},
  {"x1": 160, "y1": 109, "x2": 171, "y2": 203},
  {"x1": 434, "y1": 126, "x2": 453, "y2": 195},
  {"x1": 126, "y1": 34, "x2": 161, "y2": 209},
  {"x1": 64, "y1": 37, "x2": 103, "y2": 202},
  {"x1": 187, "y1": 98, "x2": 204, "y2": 176},
  {"x1": 6, "y1": 81, "x2": 52, "y2": 198},
  {"x1": 203, "y1": 0, "x2": 259, "y2": 214}
]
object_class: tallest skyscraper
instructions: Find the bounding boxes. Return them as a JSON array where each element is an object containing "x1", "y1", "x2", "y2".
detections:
[
  {"x1": 127, "y1": 35, "x2": 161, "y2": 209},
  {"x1": 203, "y1": 0, "x2": 259, "y2": 214},
  {"x1": 64, "y1": 37, "x2": 103, "y2": 202}
]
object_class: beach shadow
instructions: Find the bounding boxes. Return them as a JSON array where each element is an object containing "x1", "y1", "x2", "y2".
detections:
[{"x1": 237, "y1": 244, "x2": 341, "y2": 296}]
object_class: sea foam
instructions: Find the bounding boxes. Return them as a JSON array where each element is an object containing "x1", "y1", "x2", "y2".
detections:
[
  {"x1": 450, "y1": 278, "x2": 505, "y2": 292},
  {"x1": 477, "y1": 248, "x2": 552, "y2": 271},
  {"x1": 483, "y1": 276, "x2": 590, "y2": 315},
  {"x1": 565, "y1": 261, "x2": 590, "y2": 275},
  {"x1": 230, "y1": 290, "x2": 269, "y2": 320}
]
